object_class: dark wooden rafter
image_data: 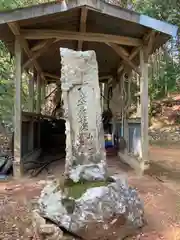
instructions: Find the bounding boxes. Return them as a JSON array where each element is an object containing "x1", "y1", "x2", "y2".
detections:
[
  {"x1": 146, "y1": 30, "x2": 157, "y2": 58},
  {"x1": 77, "y1": 7, "x2": 88, "y2": 51},
  {"x1": 44, "y1": 72, "x2": 60, "y2": 81},
  {"x1": 117, "y1": 30, "x2": 155, "y2": 75},
  {"x1": 8, "y1": 22, "x2": 45, "y2": 81},
  {"x1": 21, "y1": 29, "x2": 143, "y2": 47},
  {"x1": 107, "y1": 43, "x2": 141, "y2": 75},
  {"x1": 31, "y1": 40, "x2": 50, "y2": 52},
  {"x1": 0, "y1": 0, "x2": 177, "y2": 38},
  {"x1": 23, "y1": 38, "x2": 56, "y2": 70}
]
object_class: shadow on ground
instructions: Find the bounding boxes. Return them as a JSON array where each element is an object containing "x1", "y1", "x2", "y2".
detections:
[{"x1": 145, "y1": 161, "x2": 180, "y2": 182}]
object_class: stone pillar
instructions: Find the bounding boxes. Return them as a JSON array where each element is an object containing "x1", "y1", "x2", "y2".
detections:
[{"x1": 60, "y1": 48, "x2": 107, "y2": 182}]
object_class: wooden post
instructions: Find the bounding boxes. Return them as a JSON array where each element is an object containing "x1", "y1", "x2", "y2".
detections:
[
  {"x1": 104, "y1": 82, "x2": 109, "y2": 110},
  {"x1": 36, "y1": 74, "x2": 41, "y2": 113},
  {"x1": 41, "y1": 79, "x2": 46, "y2": 105},
  {"x1": 28, "y1": 72, "x2": 35, "y2": 152},
  {"x1": 101, "y1": 83, "x2": 105, "y2": 110},
  {"x1": 13, "y1": 37, "x2": 23, "y2": 178},
  {"x1": 28, "y1": 74, "x2": 34, "y2": 112},
  {"x1": 112, "y1": 117, "x2": 116, "y2": 146},
  {"x1": 140, "y1": 47, "x2": 149, "y2": 172},
  {"x1": 36, "y1": 74, "x2": 41, "y2": 148},
  {"x1": 123, "y1": 119, "x2": 129, "y2": 150}
]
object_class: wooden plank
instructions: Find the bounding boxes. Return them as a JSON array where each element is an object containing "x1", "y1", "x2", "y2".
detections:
[
  {"x1": 78, "y1": 7, "x2": 88, "y2": 50},
  {"x1": 21, "y1": 29, "x2": 143, "y2": 46},
  {"x1": 44, "y1": 72, "x2": 112, "y2": 82},
  {"x1": 36, "y1": 74, "x2": 41, "y2": 114},
  {"x1": 108, "y1": 43, "x2": 141, "y2": 74},
  {"x1": 23, "y1": 38, "x2": 55, "y2": 69},
  {"x1": 147, "y1": 31, "x2": 157, "y2": 56},
  {"x1": 0, "y1": 0, "x2": 70, "y2": 24},
  {"x1": 31, "y1": 40, "x2": 51, "y2": 51},
  {"x1": 8, "y1": 22, "x2": 45, "y2": 81},
  {"x1": 28, "y1": 73, "x2": 34, "y2": 112},
  {"x1": 0, "y1": 0, "x2": 177, "y2": 37},
  {"x1": 22, "y1": 111, "x2": 64, "y2": 121},
  {"x1": 28, "y1": 71, "x2": 35, "y2": 153},
  {"x1": 13, "y1": 37, "x2": 22, "y2": 178},
  {"x1": 0, "y1": 1, "x2": 139, "y2": 25},
  {"x1": 44, "y1": 72, "x2": 60, "y2": 80},
  {"x1": 99, "y1": 75, "x2": 112, "y2": 83},
  {"x1": 117, "y1": 31, "x2": 153, "y2": 75},
  {"x1": 41, "y1": 79, "x2": 46, "y2": 105},
  {"x1": 140, "y1": 47, "x2": 149, "y2": 173}
]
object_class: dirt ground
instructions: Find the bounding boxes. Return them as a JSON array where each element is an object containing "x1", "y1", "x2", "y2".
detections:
[{"x1": 0, "y1": 145, "x2": 180, "y2": 240}]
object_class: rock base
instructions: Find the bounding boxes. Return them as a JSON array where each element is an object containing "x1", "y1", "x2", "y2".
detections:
[{"x1": 32, "y1": 176, "x2": 145, "y2": 240}]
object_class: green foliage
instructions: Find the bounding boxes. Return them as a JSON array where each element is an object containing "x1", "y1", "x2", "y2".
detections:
[
  {"x1": 0, "y1": 0, "x2": 52, "y2": 11},
  {"x1": 134, "y1": 0, "x2": 180, "y2": 101},
  {"x1": 0, "y1": 41, "x2": 14, "y2": 128},
  {"x1": 0, "y1": 0, "x2": 48, "y2": 129}
]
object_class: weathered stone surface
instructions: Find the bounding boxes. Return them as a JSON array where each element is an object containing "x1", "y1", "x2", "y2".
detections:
[
  {"x1": 60, "y1": 48, "x2": 107, "y2": 181},
  {"x1": 38, "y1": 177, "x2": 144, "y2": 240},
  {"x1": 69, "y1": 163, "x2": 107, "y2": 182},
  {"x1": 32, "y1": 210, "x2": 63, "y2": 240},
  {"x1": 32, "y1": 48, "x2": 144, "y2": 240}
]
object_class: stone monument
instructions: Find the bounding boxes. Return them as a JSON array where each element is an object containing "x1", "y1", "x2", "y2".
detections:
[
  {"x1": 32, "y1": 48, "x2": 145, "y2": 240},
  {"x1": 60, "y1": 48, "x2": 107, "y2": 182}
]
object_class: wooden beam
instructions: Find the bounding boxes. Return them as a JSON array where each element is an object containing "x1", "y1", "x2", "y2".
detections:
[
  {"x1": 44, "y1": 72, "x2": 112, "y2": 82},
  {"x1": 99, "y1": 75, "x2": 113, "y2": 82},
  {"x1": 147, "y1": 31, "x2": 157, "y2": 56},
  {"x1": 41, "y1": 78, "x2": 46, "y2": 105},
  {"x1": 8, "y1": 22, "x2": 45, "y2": 81},
  {"x1": 36, "y1": 74, "x2": 41, "y2": 113},
  {"x1": 13, "y1": 37, "x2": 22, "y2": 178},
  {"x1": 117, "y1": 31, "x2": 153, "y2": 75},
  {"x1": 23, "y1": 39, "x2": 55, "y2": 69},
  {"x1": 108, "y1": 43, "x2": 141, "y2": 75},
  {"x1": 28, "y1": 73, "x2": 34, "y2": 112},
  {"x1": 31, "y1": 40, "x2": 51, "y2": 51},
  {"x1": 28, "y1": 70, "x2": 35, "y2": 153},
  {"x1": 118, "y1": 46, "x2": 141, "y2": 74},
  {"x1": 78, "y1": 7, "x2": 88, "y2": 50},
  {"x1": 21, "y1": 29, "x2": 143, "y2": 46},
  {"x1": 0, "y1": 0, "x2": 177, "y2": 37},
  {"x1": 140, "y1": 47, "x2": 149, "y2": 173},
  {"x1": 44, "y1": 72, "x2": 60, "y2": 80}
]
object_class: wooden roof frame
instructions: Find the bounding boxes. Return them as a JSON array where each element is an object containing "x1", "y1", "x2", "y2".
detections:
[
  {"x1": 0, "y1": 0, "x2": 177, "y2": 37},
  {"x1": 0, "y1": 0, "x2": 178, "y2": 81}
]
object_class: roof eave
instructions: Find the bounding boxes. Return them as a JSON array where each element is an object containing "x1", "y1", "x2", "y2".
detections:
[
  {"x1": 0, "y1": 0, "x2": 178, "y2": 37},
  {"x1": 139, "y1": 15, "x2": 178, "y2": 37}
]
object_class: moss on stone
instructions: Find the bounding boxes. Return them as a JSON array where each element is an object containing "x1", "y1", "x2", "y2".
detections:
[
  {"x1": 56, "y1": 176, "x2": 115, "y2": 200},
  {"x1": 64, "y1": 179, "x2": 112, "y2": 199}
]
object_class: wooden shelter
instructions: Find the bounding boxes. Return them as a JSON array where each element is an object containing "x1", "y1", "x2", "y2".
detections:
[{"x1": 0, "y1": 0, "x2": 178, "y2": 177}]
